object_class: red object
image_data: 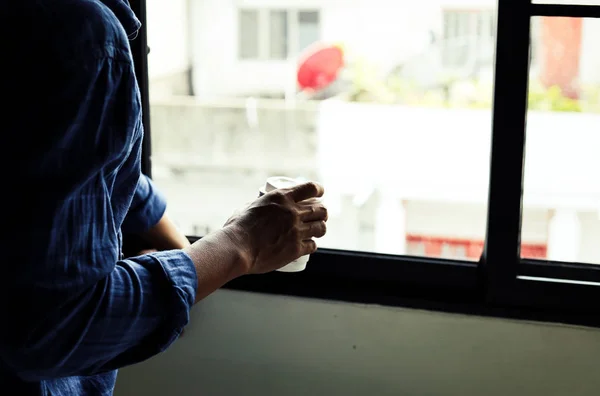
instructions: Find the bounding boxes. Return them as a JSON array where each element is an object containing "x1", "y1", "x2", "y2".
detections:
[
  {"x1": 297, "y1": 43, "x2": 344, "y2": 91},
  {"x1": 406, "y1": 235, "x2": 547, "y2": 260},
  {"x1": 540, "y1": 17, "x2": 583, "y2": 99}
]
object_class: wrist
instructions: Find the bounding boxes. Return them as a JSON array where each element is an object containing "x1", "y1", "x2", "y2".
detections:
[{"x1": 221, "y1": 224, "x2": 254, "y2": 276}]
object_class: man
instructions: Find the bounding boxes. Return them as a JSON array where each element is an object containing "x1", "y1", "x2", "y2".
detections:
[{"x1": 0, "y1": 0, "x2": 328, "y2": 395}]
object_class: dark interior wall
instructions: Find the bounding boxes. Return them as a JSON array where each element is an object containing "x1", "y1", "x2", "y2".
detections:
[{"x1": 115, "y1": 289, "x2": 600, "y2": 396}]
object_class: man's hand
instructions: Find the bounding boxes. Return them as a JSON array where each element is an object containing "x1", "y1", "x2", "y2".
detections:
[
  {"x1": 222, "y1": 182, "x2": 328, "y2": 274},
  {"x1": 183, "y1": 182, "x2": 328, "y2": 303}
]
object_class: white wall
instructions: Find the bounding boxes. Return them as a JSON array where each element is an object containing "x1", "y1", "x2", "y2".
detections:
[
  {"x1": 190, "y1": 0, "x2": 448, "y2": 98},
  {"x1": 187, "y1": 0, "x2": 600, "y2": 98},
  {"x1": 406, "y1": 201, "x2": 549, "y2": 244},
  {"x1": 146, "y1": 0, "x2": 190, "y2": 80},
  {"x1": 579, "y1": 211, "x2": 600, "y2": 263},
  {"x1": 115, "y1": 289, "x2": 600, "y2": 396},
  {"x1": 317, "y1": 102, "x2": 600, "y2": 209},
  {"x1": 191, "y1": 0, "x2": 293, "y2": 98},
  {"x1": 580, "y1": 18, "x2": 600, "y2": 85},
  {"x1": 149, "y1": 99, "x2": 600, "y2": 262},
  {"x1": 320, "y1": 2, "x2": 438, "y2": 69}
]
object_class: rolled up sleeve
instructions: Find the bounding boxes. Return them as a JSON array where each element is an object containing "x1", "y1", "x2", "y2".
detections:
[
  {"x1": 121, "y1": 174, "x2": 168, "y2": 234},
  {"x1": 89, "y1": 250, "x2": 198, "y2": 370},
  {"x1": 0, "y1": 250, "x2": 197, "y2": 381}
]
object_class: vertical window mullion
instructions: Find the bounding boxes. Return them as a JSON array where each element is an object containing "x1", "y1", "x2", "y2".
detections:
[
  {"x1": 483, "y1": 0, "x2": 531, "y2": 300},
  {"x1": 129, "y1": 0, "x2": 152, "y2": 178}
]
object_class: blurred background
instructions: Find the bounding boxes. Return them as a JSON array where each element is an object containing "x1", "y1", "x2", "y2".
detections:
[{"x1": 146, "y1": 0, "x2": 600, "y2": 264}]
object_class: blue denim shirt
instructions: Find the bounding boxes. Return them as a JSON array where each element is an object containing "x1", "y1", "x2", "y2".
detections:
[{"x1": 0, "y1": 1, "x2": 197, "y2": 394}]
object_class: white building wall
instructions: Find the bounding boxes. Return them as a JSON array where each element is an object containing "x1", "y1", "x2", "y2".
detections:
[
  {"x1": 406, "y1": 202, "x2": 549, "y2": 244},
  {"x1": 148, "y1": 100, "x2": 600, "y2": 263},
  {"x1": 187, "y1": 0, "x2": 600, "y2": 98},
  {"x1": 146, "y1": 0, "x2": 189, "y2": 79},
  {"x1": 580, "y1": 18, "x2": 600, "y2": 85},
  {"x1": 579, "y1": 210, "x2": 600, "y2": 263},
  {"x1": 191, "y1": 0, "x2": 294, "y2": 98},
  {"x1": 190, "y1": 0, "x2": 448, "y2": 98}
]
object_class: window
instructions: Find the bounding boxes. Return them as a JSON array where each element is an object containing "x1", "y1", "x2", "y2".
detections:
[
  {"x1": 237, "y1": 9, "x2": 321, "y2": 61},
  {"x1": 148, "y1": 3, "x2": 497, "y2": 258},
  {"x1": 239, "y1": 10, "x2": 260, "y2": 59},
  {"x1": 441, "y1": 9, "x2": 545, "y2": 77},
  {"x1": 135, "y1": 0, "x2": 600, "y2": 324},
  {"x1": 268, "y1": 11, "x2": 288, "y2": 60},
  {"x1": 298, "y1": 11, "x2": 320, "y2": 52},
  {"x1": 522, "y1": 16, "x2": 600, "y2": 264},
  {"x1": 442, "y1": 9, "x2": 496, "y2": 69}
]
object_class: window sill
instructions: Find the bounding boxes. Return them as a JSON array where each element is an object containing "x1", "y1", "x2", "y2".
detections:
[{"x1": 186, "y1": 236, "x2": 600, "y2": 329}]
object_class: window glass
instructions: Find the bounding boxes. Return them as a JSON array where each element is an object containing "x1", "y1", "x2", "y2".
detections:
[
  {"x1": 239, "y1": 10, "x2": 259, "y2": 59},
  {"x1": 442, "y1": 10, "x2": 495, "y2": 69},
  {"x1": 269, "y1": 11, "x2": 288, "y2": 60},
  {"x1": 298, "y1": 11, "x2": 320, "y2": 53},
  {"x1": 146, "y1": 1, "x2": 498, "y2": 259},
  {"x1": 521, "y1": 17, "x2": 600, "y2": 264}
]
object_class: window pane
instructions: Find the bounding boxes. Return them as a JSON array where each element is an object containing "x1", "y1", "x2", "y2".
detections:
[
  {"x1": 147, "y1": 2, "x2": 498, "y2": 260},
  {"x1": 269, "y1": 11, "x2": 288, "y2": 60},
  {"x1": 442, "y1": 10, "x2": 494, "y2": 70},
  {"x1": 521, "y1": 17, "x2": 600, "y2": 264},
  {"x1": 298, "y1": 11, "x2": 320, "y2": 52},
  {"x1": 239, "y1": 10, "x2": 259, "y2": 59}
]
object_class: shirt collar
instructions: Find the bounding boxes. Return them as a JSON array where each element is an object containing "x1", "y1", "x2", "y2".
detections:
[{"x1": 101, "y1": 0, "x2": 141, "y2": 39}]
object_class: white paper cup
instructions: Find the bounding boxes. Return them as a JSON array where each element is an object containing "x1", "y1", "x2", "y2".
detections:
[
  {"x1": 258, "y1": 176, "x2": 321, "y2": 273},
  {"x1": 277, "y1": 254, "x2": 310, "y2": 272}
]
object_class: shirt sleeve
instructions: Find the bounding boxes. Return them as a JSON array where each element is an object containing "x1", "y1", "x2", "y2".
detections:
[
  {"x1": 121, "y1": 174, "x2": 168, "y2": 234},
  {"x1": 0, "y1": 0, "x2": 198, "y2": 382},
  {"x1": 0, "y1": 251, "x2": 198, "y2": 382}
]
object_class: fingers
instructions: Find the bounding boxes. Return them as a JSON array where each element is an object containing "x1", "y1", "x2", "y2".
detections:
[
  {"x1": 301, "y1": 239, "x2": 318, "y2": 255},
  {"x1": 297, "y1": 202, "x2": 328, "y2": 222},
  {"x1": 298, "y1": 221, "x2": 327, "y2": 240},
  {"x1": 288, "y1": 182, "x2": 324, "y2": 203}
]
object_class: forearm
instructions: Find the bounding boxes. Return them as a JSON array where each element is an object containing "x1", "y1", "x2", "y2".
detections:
[
  {"x1": 137, "y1": 210, "x2": 251, "y2": 302},
  {"x1": 138, "y1": 212, "x2": 191, "y2": 251},
  {"x1": 1, "y1": 230, "x2": 251, "y2": 379},
  {"x1": 183, "y1": 226, "x2": 250, "y2": 303}
]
